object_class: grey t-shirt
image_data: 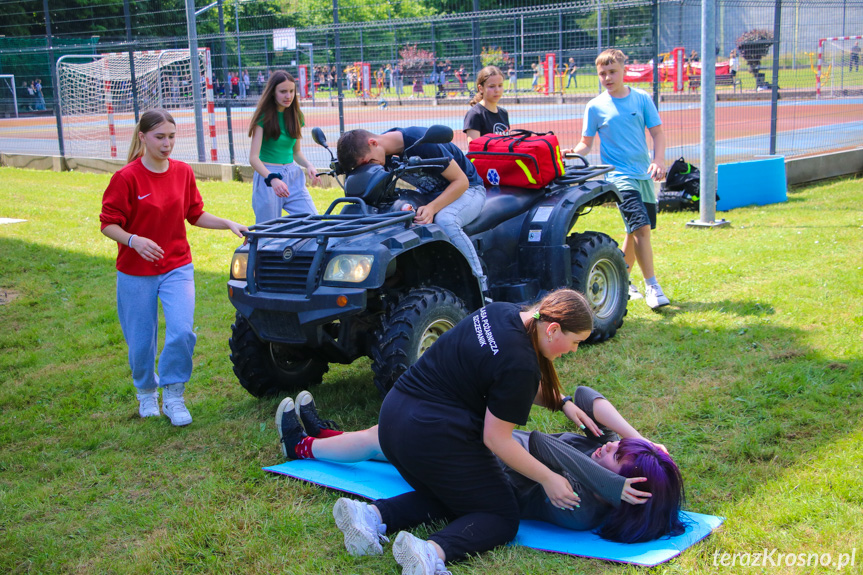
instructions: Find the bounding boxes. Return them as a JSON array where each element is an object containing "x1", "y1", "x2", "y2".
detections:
[{"x1": 503, "y1": 386, "x2": 627, "y2": 530}]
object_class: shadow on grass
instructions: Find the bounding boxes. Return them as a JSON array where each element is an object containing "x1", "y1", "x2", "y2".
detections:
[
  {"x1": 1, "y1": 236, "x2": 862, "y2": 572},
  {"x1": 653, "y1": 298, "x2": 776, "y2": 318}
]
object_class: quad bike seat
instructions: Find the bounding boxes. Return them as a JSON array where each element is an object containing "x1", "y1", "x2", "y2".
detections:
[{"x1": 463, "y1": 186, "x2": 546, "y2": 235}]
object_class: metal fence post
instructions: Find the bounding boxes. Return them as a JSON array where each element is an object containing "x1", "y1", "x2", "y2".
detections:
[
  {"x1": 652, "y1": 0, "x2": 660, "y2": 111},
  {"x1": 123, "y1": 0, "x2": 140, "y2": 123},
  {"x1": 769, "y1": 0, "x2": 782, "y2": 156},
  {"x1": 688, "y1": 0, "x2": 729, "y2": 228},
  {"x1": 333, "y1": 0, "x2": 345, "y2": 134},
  {"x1": 185, "y1": 0, "x2": 207, "y2": 162},
  {"x1": 44, "y1": 0, "x2": 65, "y2": 158},
  {"x1": 218, "y1": 0, "x2": 236, "y2": 164}
]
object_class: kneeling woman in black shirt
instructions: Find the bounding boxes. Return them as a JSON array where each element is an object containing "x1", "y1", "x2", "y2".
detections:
[{"x1": 335, "y1": 289, "x2": 595, "y2": 573}]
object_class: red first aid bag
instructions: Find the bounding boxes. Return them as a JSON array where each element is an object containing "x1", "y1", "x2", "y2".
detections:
[{"x1": 467, "y1": 130, "x2": 566, "y2": 189}]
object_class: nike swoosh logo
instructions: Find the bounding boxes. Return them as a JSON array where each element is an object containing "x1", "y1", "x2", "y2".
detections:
[{"x1": 138, "y1": 194, "x2": 151, "y2": 200}]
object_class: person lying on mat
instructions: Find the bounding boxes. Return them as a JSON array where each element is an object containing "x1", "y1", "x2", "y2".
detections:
[{"x1": 278, "y1": 381, "x2": 685, "y2": 564}]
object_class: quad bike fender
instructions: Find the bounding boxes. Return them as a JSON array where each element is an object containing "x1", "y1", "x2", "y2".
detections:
[{"x1": 516, "y1": 179, "x2": 622, "y2": 290}]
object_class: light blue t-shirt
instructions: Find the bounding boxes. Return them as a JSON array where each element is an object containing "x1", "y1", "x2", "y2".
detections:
[{"x1": 582, "y1": 87, "x2": 661, "y2": 180}]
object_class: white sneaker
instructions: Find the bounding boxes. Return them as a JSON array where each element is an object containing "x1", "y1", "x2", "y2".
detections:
[
  {"x1": 393, "y1": 531, "x2": 451, "y2": 575},
  {"x1": 136, "y1": 389, "x2": 161, "y2": 418},
  {"x1": 162, "y1": 384, "x2": 192, "y2": 426},
  {"x1": 628, "y1": 283, "x2": 643, "y2": 300},
  {"x1": 644, "y1": 283, "x2": 670, "y2": 309},
  {"x1": 333, "y1": 498, "x2": 388, "y2": 556}
]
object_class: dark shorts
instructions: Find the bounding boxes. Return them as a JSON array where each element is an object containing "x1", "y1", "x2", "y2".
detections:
[{"x1": 617, "y1": 185, "x2": 657, "y2": 234}]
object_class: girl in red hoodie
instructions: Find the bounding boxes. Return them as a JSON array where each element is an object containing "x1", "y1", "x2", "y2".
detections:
[{"x1": 100, "y1": 108, "x2": 247, "y2": 426}]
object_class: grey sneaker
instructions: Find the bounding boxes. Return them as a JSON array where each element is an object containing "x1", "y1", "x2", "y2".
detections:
[
  {"x1": 393, "y1": 531, "x2": 451, "y2": 575},
  {"x1": 645, "y1": 283, "x2": 670, "y2": 309},
  {"x1": 295, "y1": 390, "x2": 339, "y2": 438},
  {"x1": 333, "y1": 498, "x2": 388, "y2": 556},
  {"x1": 628, "y1": 283, "x2": 643, "y2": 301},
  {"x1": 162, "y1": 383, "x2": 192, "y2": 426},
  {"x1": 136, "y1": 389, "x2": 161, "y2": 418}
]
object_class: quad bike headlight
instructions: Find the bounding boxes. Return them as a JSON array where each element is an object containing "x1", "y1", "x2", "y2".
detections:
[
  {"x1": 324, "y1": 254, "x2": 374, "y2": 283},
  {"x1": 231, "y1": 252, "x2": 248, "y2": 280}
]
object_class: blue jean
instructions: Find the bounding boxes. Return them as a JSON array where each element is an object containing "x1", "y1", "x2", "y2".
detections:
[
  {"x1": 117, "y1": 263, "x2": 196, "y2": 391},
  {"x1": 434, "y1": 184, "x2": 487, "y2": 289},
  {"x1": 252, "y1": 162, "x2": 317, "y2": 224}
]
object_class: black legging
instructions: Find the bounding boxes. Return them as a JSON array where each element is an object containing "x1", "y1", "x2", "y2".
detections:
[{"x1": 376, "y1": 388, "x2": 520, "y2": 562}]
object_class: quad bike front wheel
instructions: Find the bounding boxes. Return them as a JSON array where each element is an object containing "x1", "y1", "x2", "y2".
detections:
[
  {"x1": 568, "y1": 231, "x2": 629, "y2": 343},
  {"x1": 229, "y1": 312, "x2": 329, "y2": 398},
  {"x1": 371, "y1": 286, "x2": 469, "y2": 396}
]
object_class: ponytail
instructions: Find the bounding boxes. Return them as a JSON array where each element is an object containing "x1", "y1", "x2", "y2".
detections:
[
  {"x1": 524, "y1": 289, "x2": 594, "y2": 410},
  {"x1": 126, "y1": 108, "x2": 176, "y2": 164}
]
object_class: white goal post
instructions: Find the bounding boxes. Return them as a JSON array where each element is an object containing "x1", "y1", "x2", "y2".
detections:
[
  {"x1": 56, "y1": 49, "x2": 217, "y2": 161},
  {"x1": 816, "y1": 35, "x2": 862, "y2": 98},
  {"x1": 0, "y1": 74, "x2": 19, "y2": 118}
]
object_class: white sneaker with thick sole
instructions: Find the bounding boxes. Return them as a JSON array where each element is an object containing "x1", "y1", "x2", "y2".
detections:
[
  {"x1": 333, "y1": 498, "x2": 388, "y2": 556},
  {"x1": 645, "y1": 283, "x2": 670, "y2": 309},
  {"x1": 393, "y1": 531, "x2": 451, "y2": 575},
  {"x1": 136, "y1": 389, "x2": 161, "y2": 418},
  {"x1": 628, "y1": 283, "x2": 643, "y2": 301},
  {"x1": 162, "y1": 384, "x2": 192, "y2": 426}
]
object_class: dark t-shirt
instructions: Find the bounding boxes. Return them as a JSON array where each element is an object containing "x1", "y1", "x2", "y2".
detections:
[
  {"x1": 383, "y1": 127, "x2": 484, "y2": 196},
  {"x1": 463, "y1": 103, "x2": 510, "y2": 137},
  {"x1": 394, "y1": 302, "x2": 540, "y2": 426}
]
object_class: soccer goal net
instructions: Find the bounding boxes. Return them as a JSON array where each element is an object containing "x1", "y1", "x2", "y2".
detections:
[
  {"x1": 0, "y1": 75, "x2": 18, "y2": 118},
  {"x1": 57, "y1": 49, "x2": 215, "y2": 161},
  {"x1": 817, "y1": 35, "x2": 862, "y2": 98}
]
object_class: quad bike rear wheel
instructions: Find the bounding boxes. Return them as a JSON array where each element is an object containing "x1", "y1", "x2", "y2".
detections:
[{"x1": 568, "y1": 232, "x2": 628, "y2": 343}]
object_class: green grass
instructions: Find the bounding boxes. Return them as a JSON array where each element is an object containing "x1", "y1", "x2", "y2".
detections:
[{"x1": 1, "y1": 167, "x2": 861, "y2": 574}]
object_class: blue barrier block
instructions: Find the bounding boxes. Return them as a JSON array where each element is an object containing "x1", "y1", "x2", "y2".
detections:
[{"x1": 717, "y1": 156, "x2": 787, "y2": 211}]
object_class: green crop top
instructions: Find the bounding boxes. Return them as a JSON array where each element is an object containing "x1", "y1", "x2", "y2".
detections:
[{"x1": 258, "y1": 113, "x2": 304, "y2": 164}]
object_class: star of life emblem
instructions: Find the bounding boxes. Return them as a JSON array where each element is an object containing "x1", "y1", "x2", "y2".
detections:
[{"x1": 487, "y1": 168, "x2": 501, "y2": 186}]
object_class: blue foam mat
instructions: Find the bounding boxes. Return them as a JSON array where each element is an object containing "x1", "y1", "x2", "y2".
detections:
[{"x1": 264, "y1": 459, "x2": 723, "y2": 566}]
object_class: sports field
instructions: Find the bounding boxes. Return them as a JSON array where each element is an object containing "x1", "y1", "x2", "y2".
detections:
[{"x1": 2, "y1": 95, "x2": 861, "y2": 168}]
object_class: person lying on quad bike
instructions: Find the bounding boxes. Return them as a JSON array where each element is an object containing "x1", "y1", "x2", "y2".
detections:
[{"x1": 336, "y1": 127, "x2": 489, "y2": 293}]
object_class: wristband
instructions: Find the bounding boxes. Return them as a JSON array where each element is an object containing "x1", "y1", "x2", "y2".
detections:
[
  {"x1": 560, "y1": 395, "x2": 573, "y2": 410},
  {"x1": 127, "y1": 234, "x2": 137, "y2": 248},
  {"x1": 265, "y1": 173, "x2": 283, "y2": 187}
]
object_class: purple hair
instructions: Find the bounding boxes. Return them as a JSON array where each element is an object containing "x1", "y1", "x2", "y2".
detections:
[{"x1": 597, "y1": 438, "x2": 687, "y2": 543}]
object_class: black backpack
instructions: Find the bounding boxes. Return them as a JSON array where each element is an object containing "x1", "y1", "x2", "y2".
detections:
[{"x1": 658, "y1": 157, "x2": 715, "y2": 212}]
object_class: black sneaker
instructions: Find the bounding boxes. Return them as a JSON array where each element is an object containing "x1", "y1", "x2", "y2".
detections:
[
  {"x1": 295, "y1": 390, "x2": 340, "y2": 438},
  {"x1": 275, "y1": 397, "x2": 307, "y2": 459}
]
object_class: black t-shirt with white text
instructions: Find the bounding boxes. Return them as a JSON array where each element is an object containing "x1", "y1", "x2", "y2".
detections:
[
  {"x1": 463, "y1": 103, "x2": 510, "y2": 137},
  {"x1": 394, "y1": 302, "x2": 540, "y2": 427}
]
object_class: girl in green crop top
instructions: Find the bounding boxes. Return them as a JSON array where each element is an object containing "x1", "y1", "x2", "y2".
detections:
[{"x1": 248, "y1": 70, "x2": 321, "y2": 224}]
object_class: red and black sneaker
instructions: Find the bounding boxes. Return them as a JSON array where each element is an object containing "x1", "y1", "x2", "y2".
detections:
[{"x1": 295, "y1": 390, "x2": 342, "y2": 438}]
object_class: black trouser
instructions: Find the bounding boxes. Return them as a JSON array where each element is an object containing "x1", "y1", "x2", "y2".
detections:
[{"x1": 376, "y1": 388, "x2": 520, "y2": 562}]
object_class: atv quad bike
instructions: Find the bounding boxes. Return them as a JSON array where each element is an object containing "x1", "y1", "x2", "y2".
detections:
[{"x1": 227, "y1": 125, "x2": 628, "y2": 398}]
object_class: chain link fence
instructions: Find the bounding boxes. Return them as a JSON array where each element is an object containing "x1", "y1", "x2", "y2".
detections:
[{"x1": 1, "y1": 0, "x2": 861, "y2": 169}]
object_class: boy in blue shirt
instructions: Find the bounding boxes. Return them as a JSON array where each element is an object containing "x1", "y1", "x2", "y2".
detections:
[{"x1": 568, "y1": 49, "x2": 670, "y2": 309}]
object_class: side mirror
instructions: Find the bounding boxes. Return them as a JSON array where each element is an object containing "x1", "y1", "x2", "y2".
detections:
[
  {"x1": 311, "y1": 127, "x2": 328, "y2": 148},
  {"x1": 418, "y1": 124, "x2": 453, "y2": 145}
]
